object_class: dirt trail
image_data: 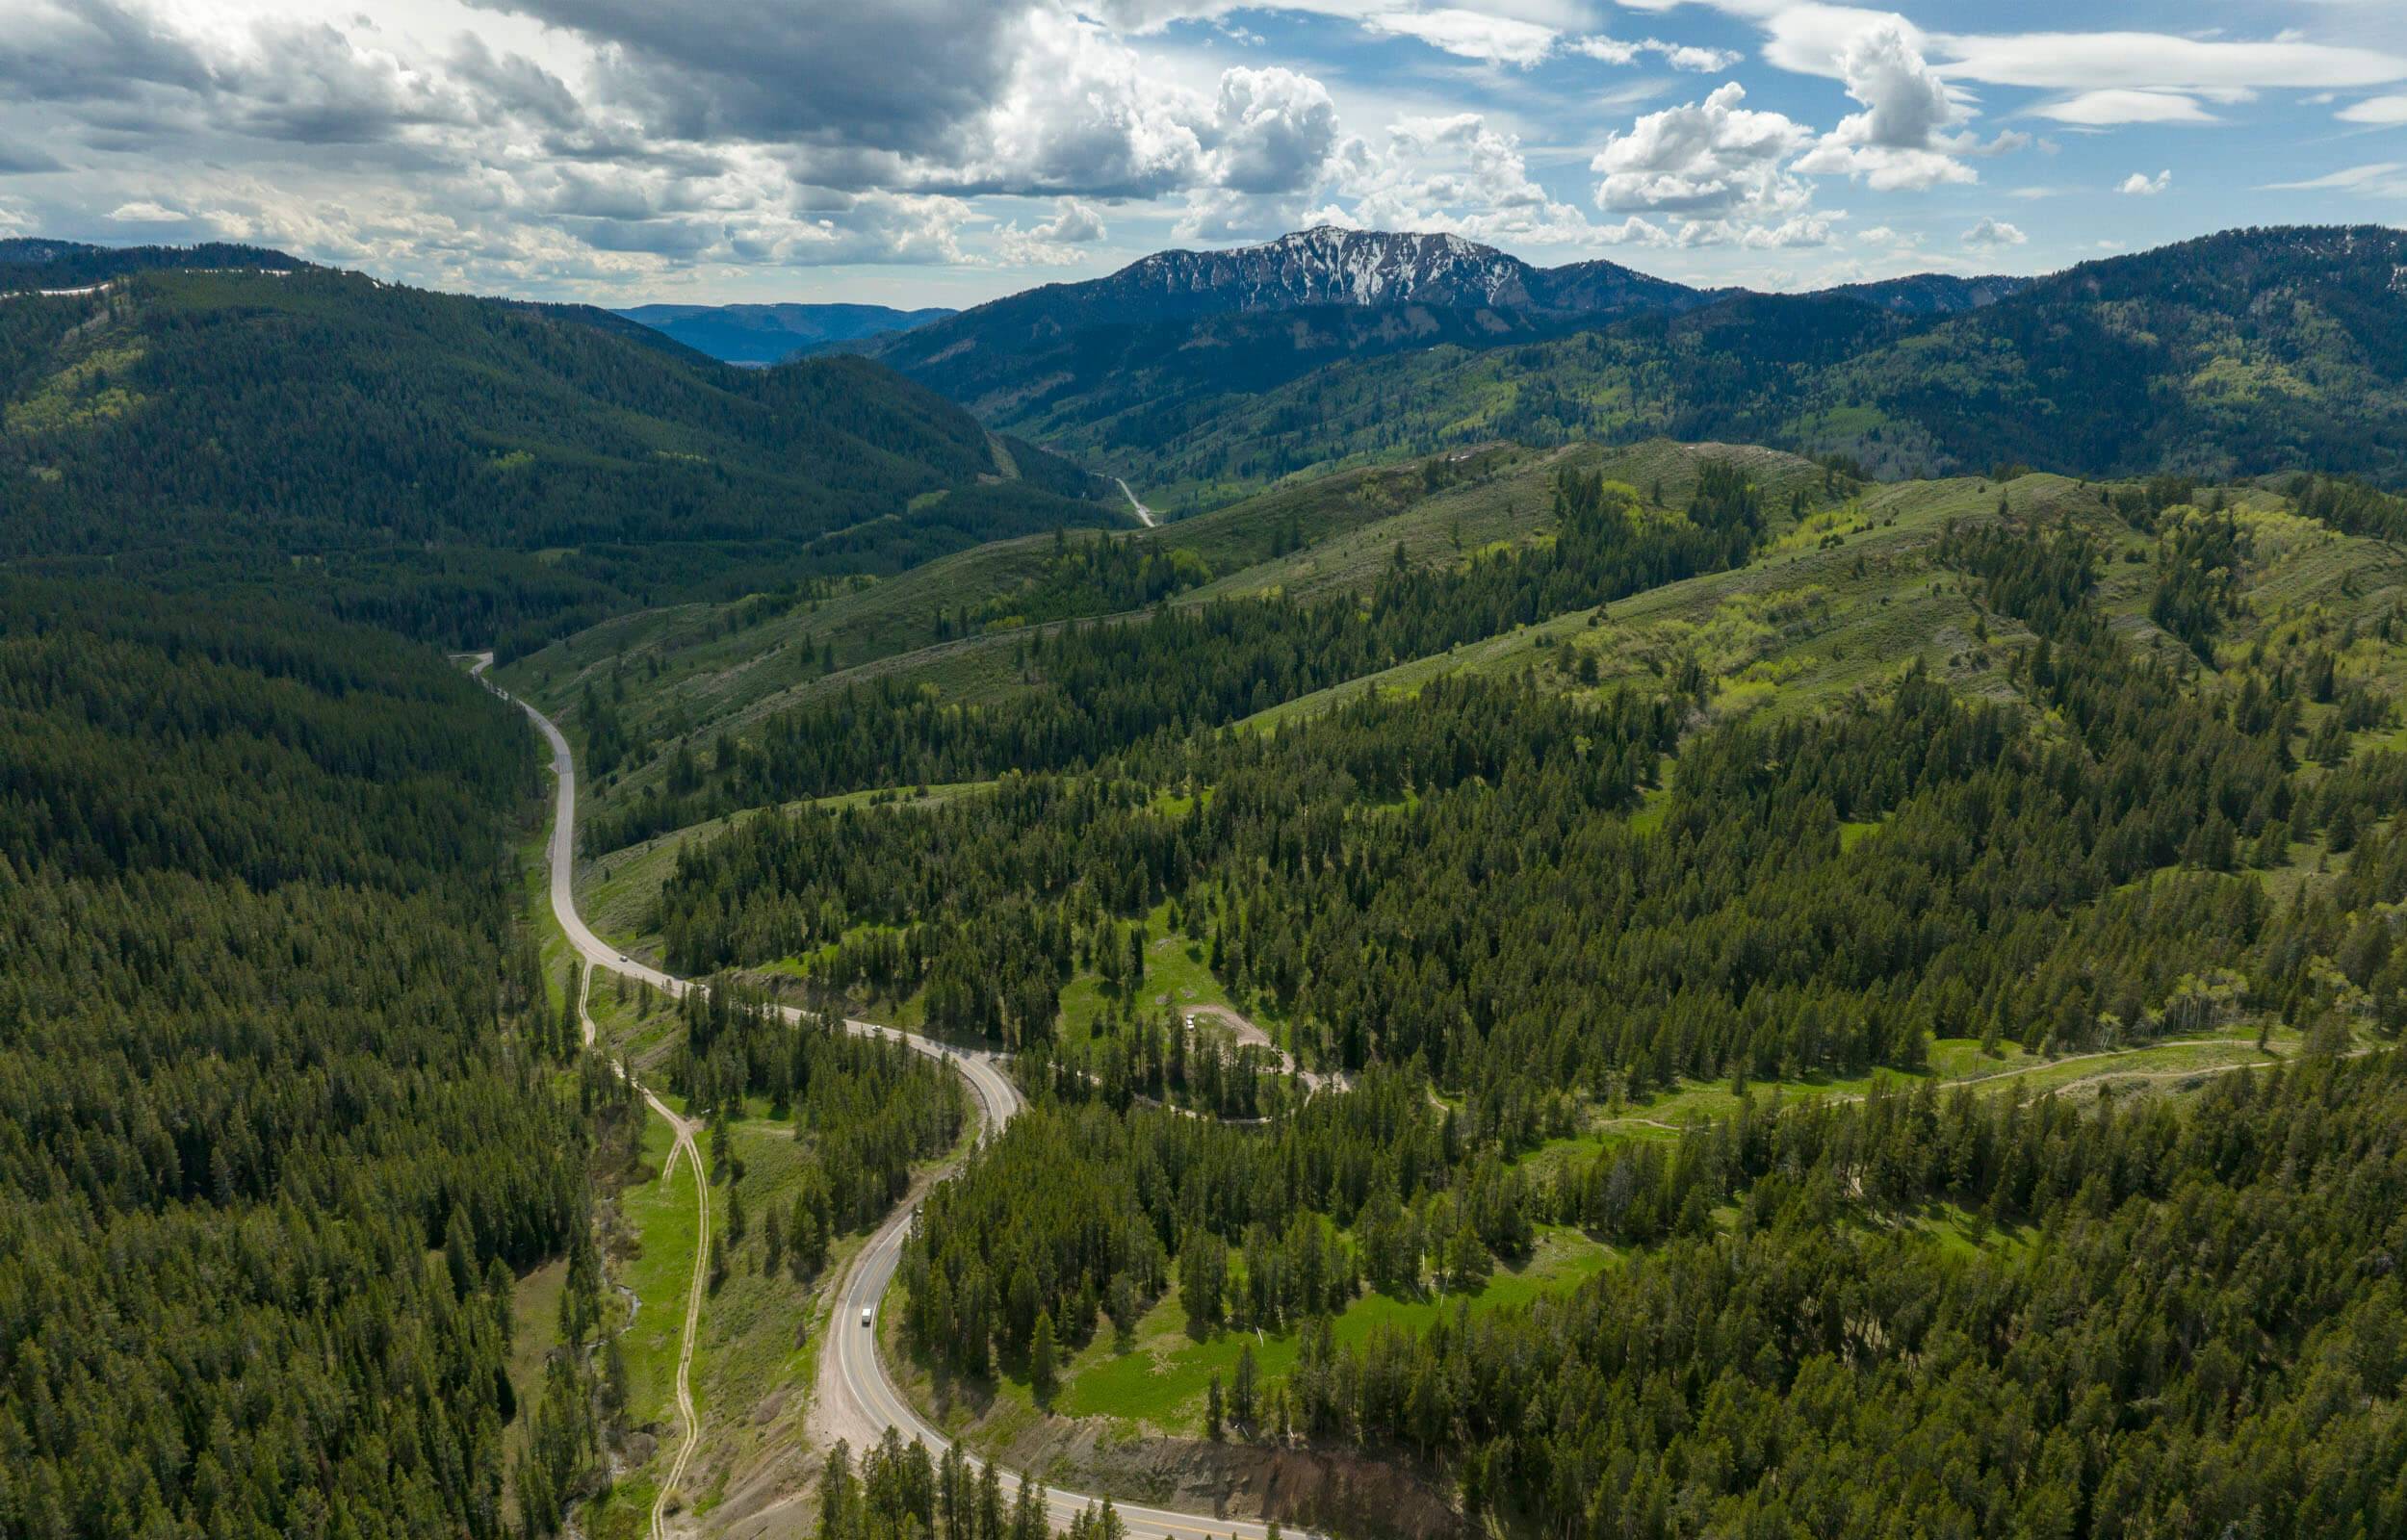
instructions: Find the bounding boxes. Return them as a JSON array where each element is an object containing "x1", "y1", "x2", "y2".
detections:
[
  {"x1": 1187, "y1": 1004, "x2": 1346, "y2": 1094},
  {"x1": 575, "y1": 969, "x2": 710, "y2": 1540},
  {"x1": 650, "y1": 1111, "x2": 710, "y2": 1540}
]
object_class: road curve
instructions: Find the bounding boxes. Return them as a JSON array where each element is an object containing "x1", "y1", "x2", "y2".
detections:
[
  {"x1": 475, "y1": 658, "x2": 1300, "y2": 1540},
  {"x1": 483, "y1": 653, "x2": 709, "y2": 1540}
]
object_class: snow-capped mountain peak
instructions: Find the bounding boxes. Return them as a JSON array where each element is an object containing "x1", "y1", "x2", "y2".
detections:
[{"x1": 1125, "y1": 227, "x2": 1543, "y2": 312}]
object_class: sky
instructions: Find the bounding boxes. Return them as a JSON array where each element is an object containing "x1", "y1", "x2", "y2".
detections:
[{"x1": 4, "y1": 0, "x2": 2406, "y2": 308}]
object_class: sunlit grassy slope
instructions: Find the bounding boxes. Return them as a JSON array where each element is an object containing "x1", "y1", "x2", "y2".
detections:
[{"x1": 496, "y1": 439, "x2": 1835, "y2": 818}]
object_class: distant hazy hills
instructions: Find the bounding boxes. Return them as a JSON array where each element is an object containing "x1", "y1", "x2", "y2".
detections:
[{"x1": 618, "y1": 301, "x2": 956, "y2": 365}]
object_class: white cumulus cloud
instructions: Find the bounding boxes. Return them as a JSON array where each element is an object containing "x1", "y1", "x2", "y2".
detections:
[
  {"x1": 996, "y1": 196, "x2": 1109, "y2": 264},
  {"x1": 1962, "y1": 215, "x2": 2027, "y2": 247},
  {"x1": 1793, "y1": 21, "x2": 1978, "y2": 192},
  {"x1": 2118, "y1": 168, "x2": 2171, "y2": 196},
  {"x1": 1207, "y1": 66, "x2": 1340, "y2": 195},
  {"x1": 1344, "y1": 112, "x2": 1592, "y2": 244},
  {"x1": 1591, "y1": 82, "x2": 1816, "y2": 244}
]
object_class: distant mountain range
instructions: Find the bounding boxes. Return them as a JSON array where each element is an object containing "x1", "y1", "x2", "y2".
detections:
[
  {"x1": 886, "y1": 226, "x2": 2013, "y2": 343},
  {"x1": 854, "y1": 224, "x2": 2406, "y2": 500},
  {"x1": 617, "y1": 302, "x2": 956, "y2": 365},
  {"x1": 855, "y1": 227, "x2": 2029, "y2": 483},
  {"x1": 977, "y1": 226, "x2": 1708, "y2": 325},
  {"x1": 610, "y1": 227, "x2": 2014, "y2": 382}
]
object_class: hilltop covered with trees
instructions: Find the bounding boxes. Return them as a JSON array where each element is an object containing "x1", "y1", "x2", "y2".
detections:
[{"x1": 0, "y1": 265, "x2": 1111, "y2": 658}]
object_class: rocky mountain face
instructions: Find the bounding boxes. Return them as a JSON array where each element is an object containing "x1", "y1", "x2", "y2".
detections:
[
  {"x1": 894, "y1": 227, "x2": 1712, "y2": 343},
  {"x1": 858, "y1": 227, "x2": 1720, "y2": 422},
  {"x1": 1104, "y1": 226, "x2": 1703, "y2": 318}
]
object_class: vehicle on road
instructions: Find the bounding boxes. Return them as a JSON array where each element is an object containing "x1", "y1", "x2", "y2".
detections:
[{"x1": 861, "y1": 1307, "x2": 873, "y2": 1328}]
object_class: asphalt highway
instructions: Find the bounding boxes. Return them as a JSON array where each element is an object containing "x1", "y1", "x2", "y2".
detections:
[{"x1": 477, "y1": 658, "x2": 1302, "y2": 1540}]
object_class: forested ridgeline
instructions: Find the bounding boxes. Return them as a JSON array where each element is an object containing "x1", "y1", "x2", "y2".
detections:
[
  {"x1": 951, "y1": 527, "x2": 1221, "y2": 635},
  {"x1": 498, "y1": 439, "x2": 1719, "y2": 783},
  {"x1": 583, "y1": 466, "x2": 1769, "y2": 849},
  {"x1": 0, "y1": 268, "x2": 1110, "y2": 658},
  {"x1": 0, "y1": 238, "x2": 305, "y2": 292},
  {"x1": 0, "y1": 578, "x2": 589, "y2": 1539}
]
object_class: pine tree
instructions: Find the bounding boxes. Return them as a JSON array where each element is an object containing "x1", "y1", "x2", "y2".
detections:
[
  {"x1": 559, "y1": 961, "x2": 582, "y2": 1058},
  {"x1": 1029, "y1": 1310, "x2": 1057, "y2": 1403}
]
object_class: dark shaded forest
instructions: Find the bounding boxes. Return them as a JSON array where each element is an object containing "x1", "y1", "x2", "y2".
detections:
[{"x1": 0, "y1": 577, "x2": 582, "y2": 1538}]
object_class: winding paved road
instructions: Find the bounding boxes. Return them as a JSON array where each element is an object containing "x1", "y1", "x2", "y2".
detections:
[
  {"x1": 476, "y1": 658, "x2": 1302, "y2": 1540},
  {"x1": 482, "y1": 654, "x2": 710, "y2": 1540}
]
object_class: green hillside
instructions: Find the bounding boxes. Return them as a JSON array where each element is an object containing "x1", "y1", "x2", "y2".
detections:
[
  {"x1": 496, "y1": 439, "x2": 1843, "y2": 834},
  {"x1": 592, "y1": 444, "x2": 2407, "y2": 1540},
  {"x1": 0, "y1": 263, "x2": 1112, "y2": 655},
  {"x1": 1241, "y1": 470, "x2": 2407, "y2": 734},
  {"x1": 551, "y1": 454, "x2": 2407, "y2": 1040}
]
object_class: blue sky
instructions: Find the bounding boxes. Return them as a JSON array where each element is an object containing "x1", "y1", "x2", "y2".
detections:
[{"x1": 4, "y1": 0, "x2": 2404, "y2": 305}]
